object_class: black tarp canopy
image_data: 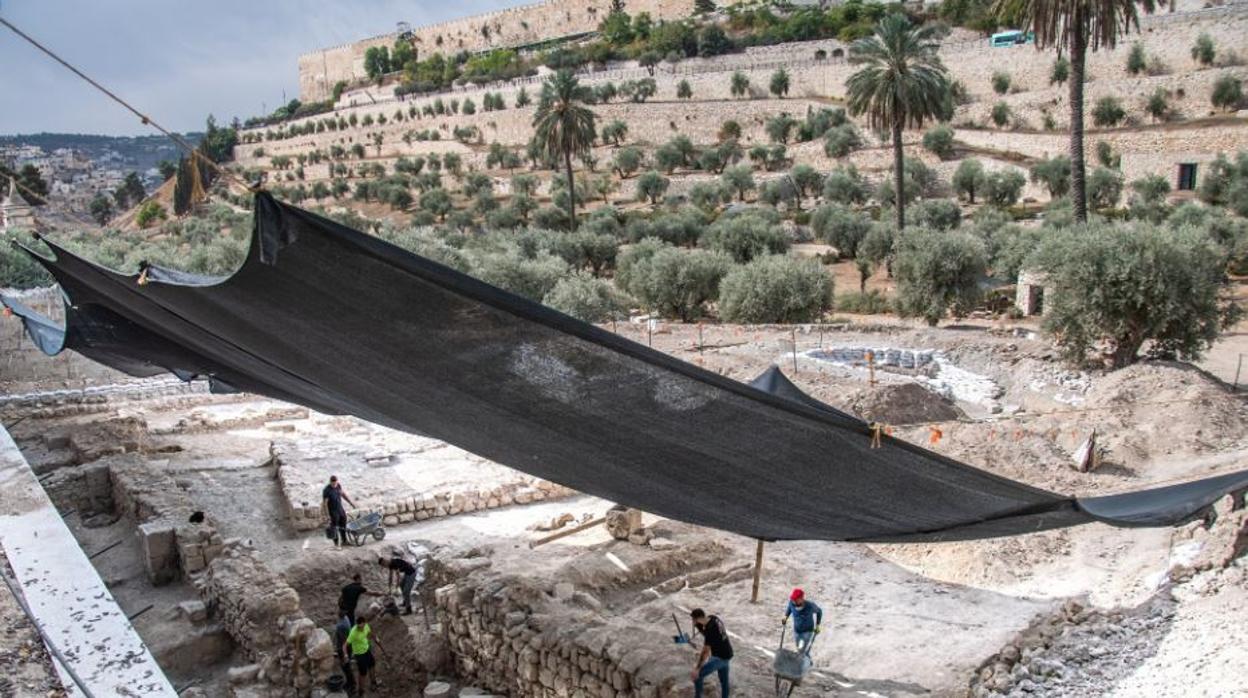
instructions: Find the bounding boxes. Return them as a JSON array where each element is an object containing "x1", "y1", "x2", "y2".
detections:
[{"x1": 5, "y1": 192, "x2": 1247, "y2": 542}]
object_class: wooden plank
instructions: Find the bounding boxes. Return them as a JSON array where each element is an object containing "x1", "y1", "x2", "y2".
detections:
[{"x1": 528, "y1": 517, "x2": 606, "y2": 548}]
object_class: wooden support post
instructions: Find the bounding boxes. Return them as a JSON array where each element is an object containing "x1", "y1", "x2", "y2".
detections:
[
  {"x1": 790, "y1": 328, "x2": 798, "y2": 374},
  {"x1": 866, "y1": 350, "x2": 876, "y2": 386},
  {"x1": 751, "y1": 539, "x2": 764, "y2": 603}
]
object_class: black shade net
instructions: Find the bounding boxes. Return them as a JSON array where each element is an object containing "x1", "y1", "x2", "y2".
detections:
[{"x1": 5, "y1": 192, "x2": 1246, "y2": 542}]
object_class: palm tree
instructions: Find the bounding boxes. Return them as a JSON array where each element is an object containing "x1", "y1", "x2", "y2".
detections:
[
  {"x1": 846, "y1": 15, "x2": 949, "y2": 231},
  {"x1": 533, "y1": 70, "x2": 598, "y2": 229},
  {"x1": 996, "y1": 0, "x2": 1154, "y2": 221}
]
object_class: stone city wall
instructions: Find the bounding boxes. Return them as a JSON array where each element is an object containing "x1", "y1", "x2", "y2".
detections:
[
  {"x1": 197, "y1": 545, "x2": 337, "y2": 695},
  {"x1": 299, "y1": 0, "x2": 698, "y2": 102}
]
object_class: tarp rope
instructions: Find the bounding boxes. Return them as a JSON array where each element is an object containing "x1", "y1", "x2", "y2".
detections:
[{"x1": 0, "y1": 15, "x2": 257, "y2": 195}]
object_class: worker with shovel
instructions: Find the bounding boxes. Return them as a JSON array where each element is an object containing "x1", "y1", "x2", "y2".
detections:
[
  {"x1": 342, "y1": 613, "x2": 385, "y2": 696},
  {"x1": 689, "y1": 608, "x2": 733, "y2": 698},
  {"x1": 378, "y1": 555, "x2": 418, "y2": 615},
  {"x1": 782, "y1": 588, "x2": 823, "y2": 652}
]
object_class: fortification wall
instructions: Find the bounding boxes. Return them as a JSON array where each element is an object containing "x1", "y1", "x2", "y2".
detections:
[{"x1": 299, "y1": 0, "x2": 698, "y2": 102}]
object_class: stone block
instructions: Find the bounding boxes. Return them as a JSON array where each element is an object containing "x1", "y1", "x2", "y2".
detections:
[
  {"x1": 138, "y1": 520, "x2": 179, "y2": 585},
  {"x1": 605, "y1": 506, "x2": 643, "y2": 541}
]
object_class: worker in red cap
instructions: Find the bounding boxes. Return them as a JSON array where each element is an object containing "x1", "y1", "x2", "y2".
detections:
[{"x1": 782, "y1": 588, "x2": 823, "y2": 652}]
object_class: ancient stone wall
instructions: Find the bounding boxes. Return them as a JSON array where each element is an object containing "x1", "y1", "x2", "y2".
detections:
[
  {"x1": 110, "y1": 455, "x2": 227, "y2": 582},
  {"x1": 298, "y1": 0, "x2": 698, "y2": 102},
  {"x1": 197, "y1": 545, "x2": 337, "y2": 695},
  {"x1": 432, "y1": 565, "x2": 692, "y2": 698}
]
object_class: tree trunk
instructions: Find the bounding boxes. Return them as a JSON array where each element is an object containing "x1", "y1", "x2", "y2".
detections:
[
  {"x1": 892, "y1": 119, "x2": 905, "y2": 231},
  {"x1": 564, "y1": 150, "x2": 577, "y2": 230},
  {"x1": 1069, "y1": 20, "x2": 1089, "y2": 223}
]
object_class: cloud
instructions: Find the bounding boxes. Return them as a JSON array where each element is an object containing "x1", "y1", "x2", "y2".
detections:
[{"x1": 0, "y1": 0, "x2": 531, "y2": 136}]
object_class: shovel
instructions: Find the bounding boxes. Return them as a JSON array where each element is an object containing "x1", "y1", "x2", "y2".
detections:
[{"x1": 671, "y1": 613, "x2": 691, "y2": 644}]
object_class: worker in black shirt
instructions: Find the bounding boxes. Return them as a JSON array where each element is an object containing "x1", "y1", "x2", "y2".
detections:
[
  {"x1": 338, "y1": 573, "x2": 378, "y2": 625},
  {"x1": 321, "y1": 475, "x2": 356, "y2": 547},
  {"x1": 378, "y1": 556, "x2": 417, "y2": 615},
  {"x1": 689, "y1": 608, "x2": 733, "y2": 698}
]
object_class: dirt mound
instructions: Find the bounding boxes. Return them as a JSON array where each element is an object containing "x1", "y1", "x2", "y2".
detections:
[
  {"x1": 843, "y1": 382, "x2": 966, "y2": 425},
  {"x1": 1079, "y1": 361, "x2": 1248, "y2": 473}
]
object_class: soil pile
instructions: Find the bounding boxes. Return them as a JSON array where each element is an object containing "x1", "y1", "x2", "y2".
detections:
[{"x1": 843, "y1": 383, "x2": 966, "y2": 425}]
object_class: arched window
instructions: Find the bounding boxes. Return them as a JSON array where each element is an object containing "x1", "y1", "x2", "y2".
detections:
[
  {"x1": 815, "y1": 49, "x2": 827, "y2": 60},
  {"x1": 831, "y1": 48, "x2": 845, "y2": 59}
]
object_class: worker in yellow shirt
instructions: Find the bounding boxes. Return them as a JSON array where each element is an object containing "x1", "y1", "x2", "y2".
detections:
[{"x1": 342, "y1": 613, "x2": 385, "y2": 696}]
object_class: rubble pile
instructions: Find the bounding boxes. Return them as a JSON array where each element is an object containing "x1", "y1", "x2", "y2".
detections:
[
  {"x1": 969, "y1": 596, "x2": 1176, "y2": 697},
  {"x1": 198, "y1": 544, "x2": 336, "y2": 694}
]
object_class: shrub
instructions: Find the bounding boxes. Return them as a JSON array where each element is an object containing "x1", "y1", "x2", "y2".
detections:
[
  {"x1": 636, "y1": 170, "x2": 671, "y2": 205},
  {"x1": 835, "y1": 290, "x2": 892, "y2": 314},
  {"x1": 462, "y1": 98, "x2": 477, "y2": 115},
  {"x1": 912, "y1": 198, "x2": 962, "y2": 231},
  {"x1": 822, "y1": 164, "x2": 870, "y2": 205},
  {"x1": 1091, "y1": 96, "x2": 1125, "y2": 127},
  {"x1": 769, "y1": 69, "x2": 791, "y2": 98},
  {"x1": 823, "y1": 124, "x2": 862, "y2": 158},
  {"x1": 700, "y1": 210, "x2": 788, "y2": 263},
  {"x1": 1192, "y1": 33, "x2": 1216, "y2": 67},
  {"x1": 677, "y1": 79, "x2": 693, "y2": 99},
  {"x1": 894, "y1": 228, "x2": 987, "y2": 326},
  {"x1": 690, "y1": 182, "x2": 727, "y2": 212},
  {"x1": 136, "y1": 201, "x2": 167, "y2": 228},
  {"x1": 1050, "y1": 57, "x2": 1069, "y2": 85},
  {"x1": 654, "y1": 144, "x2": 683, "y2": 174},
  {"x1": 720, "y1": 165, "x2": 756, "y2": 201},
  {"x1": 983, "y1": 168, "x2": 1026, "y2": 207},
  {"x1": 811, "y1": 204, "x2": 872, "y2": 257},
  {"x1": 922, "y1": 125, "x2": 955, "y2": 160},
  {"x1": 1212, "y1": 75, "x2": 1244, "y2": 111},
  {"x1": 629, "y1": 247, "x2": 733, "y2": 321},
  {"x1": 612, "y1": 147, "x2": 644, "y2": 179},
  {"x1": 543, "y1": 272, "x2": 630, "y2": 322},
  {"x1": 719, "y1": 120, "x2": 742, "y2": 142},
  {"x1": 730, "y1": 71, "x2": 750, "y2": 98},
  {"x1": 952, "y1": 158, "x2": 986, "y2": 204},
  {"x1": 420, "y1": 188, "x2": 453, "y2": 221},
  {"x1": 469, "y1": 248, "x2": 568, "y2": 301},
  {"x1": 1029, "y1": 222, "x2": 1238, "y2": 368},
  {"x1": 601, "y1": 120, "x2": 629, "y2": 146},
  {"x1": 991, "y1": 102, "x2": 1012, "y2": 127},
  {"x1": 1126, "y1": 42, "x2": 1146, "y2": 75},
  {"x1": 0, "y1": 231, "x2": 52, "y2": 288},
  {"x1": 1029, "y1": 156, "x2": 1072, "y2": 199},
  {"x1": 1128, "y1": 174, "x2": 1172, "y2": 223},
  {"x1": 719, "y1": 255, "x2": 832, "y2": 323},
  {"x1": 991, "y1": 72, "x2": 1012, "y2": 95},
  {"x1": 1146, "y1": 89, "x2": 1170, "y2": 122},
  {"x1": 765, "y1": 113, "x2": 799, "y2": 144},
  {"x1": 1096, "y1": 141, "x2": 1120, "y2": 169},
  {"x1": 1087, "y1": 167, "x2": 1125, "y2": 209}
]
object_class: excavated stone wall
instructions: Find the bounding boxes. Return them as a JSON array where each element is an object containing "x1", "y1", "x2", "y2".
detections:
[
  {"x1": 197, "y1": 544, "x2": 337, "y2": 695},
  {"x1": 273, "y1": 442, "x2": 577, "y2": 533},
  {"x1": 427, "y1": 539, "x2": 735, "y2": 698},
  {"x1": 109, "y1": 455, "x2": 227, "y2": 582}
]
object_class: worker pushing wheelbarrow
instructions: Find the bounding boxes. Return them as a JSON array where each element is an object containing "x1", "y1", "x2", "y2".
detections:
[
  {"x1": 773, "y1": 623, "x2": 817, "y2": 696},
  {"x1": 774, "y1": 588, "x2": 823, "y2": 696}
]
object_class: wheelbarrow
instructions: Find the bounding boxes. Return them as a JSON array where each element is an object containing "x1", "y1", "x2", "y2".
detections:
[
  {"x1": 772, "y1": 624, "x2": 816, "y2": 697},
  {"x1": 344, "y1": 510, "x2": 386, "y2": 546}
]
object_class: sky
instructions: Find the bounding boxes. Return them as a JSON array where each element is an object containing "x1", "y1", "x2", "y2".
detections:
[{"x1": 0, "y1": 0, "x2": 531, "y2": 137}]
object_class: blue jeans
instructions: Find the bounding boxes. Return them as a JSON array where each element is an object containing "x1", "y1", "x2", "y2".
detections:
[
  {"x1": 795, "y1": 630, "x2": 814, "y2": 652},
  {"x1": 694, "y1": 657, "x2": 730, "y2": 698}
]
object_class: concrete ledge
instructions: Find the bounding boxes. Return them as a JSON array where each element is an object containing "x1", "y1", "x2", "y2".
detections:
[{"x1": 0, "y1": 426, "x2": 176, "y2": 697}]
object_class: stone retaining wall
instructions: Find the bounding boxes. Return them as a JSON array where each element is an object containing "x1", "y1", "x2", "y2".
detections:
[{"x1": 197, "y1": 545, "x2": 336, "y2": 695}]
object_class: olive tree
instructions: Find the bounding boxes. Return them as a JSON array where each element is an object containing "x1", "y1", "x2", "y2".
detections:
[
  {"x1": 543, "y1": 272, "x2": 631, "y2": 322},
  {"x1": 893, "y1": 228, "x2": 988, "y2": 325},
  {"x1": 1028, "y1": 222, "x2": 1239, "y2": 368},
  {"x1": 718, "y1": 255, "x2": 833, "y2": 323},
  {"x1": 700, "y1": 210, "x2": 788, "y2": 263}
]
